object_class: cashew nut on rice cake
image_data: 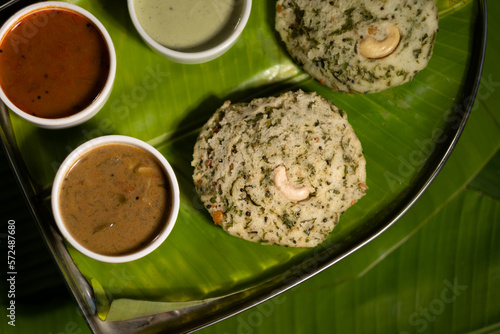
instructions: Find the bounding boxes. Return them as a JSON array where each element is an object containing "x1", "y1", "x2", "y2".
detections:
[
  {"x1": 275, "y1": 0, "x2": 439, "y2": 93},
  {"x1": 192, "y1": 90, "x2": 367, "y2": 247}
]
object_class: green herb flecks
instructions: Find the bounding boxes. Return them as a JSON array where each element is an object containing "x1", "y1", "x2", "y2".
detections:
[{"x1": 331, "y1": 7, "x2": 355, "y2": 35}]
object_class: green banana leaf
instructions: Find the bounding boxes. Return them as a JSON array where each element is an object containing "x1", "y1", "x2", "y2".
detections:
[
  {"x1": 1, "y1": 0, "x2": 498, "y2": 333},
  {"x1": 200, "y1": 137, "x2": 500, "y2": 334}
]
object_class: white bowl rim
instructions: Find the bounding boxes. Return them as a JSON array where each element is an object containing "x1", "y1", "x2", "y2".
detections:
[
  {"x1": 127, "y1": 0, "x2": 252, "y2": 63},
  {"x1": 0, "y1": 1, "x2": 116, "y2": 129},
  {"x1": 51, "y1": 135, "x2": 180, "y2": 263}
]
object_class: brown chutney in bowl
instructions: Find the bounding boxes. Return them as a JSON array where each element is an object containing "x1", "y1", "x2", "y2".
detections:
[{"x1": 59, "y1": 143, "x2": 172, "y2": 256}]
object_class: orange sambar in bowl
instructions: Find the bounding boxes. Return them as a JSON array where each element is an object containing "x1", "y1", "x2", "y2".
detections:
[{"x1": 0, "y1": 9, "x2": 110, "y2": 119}]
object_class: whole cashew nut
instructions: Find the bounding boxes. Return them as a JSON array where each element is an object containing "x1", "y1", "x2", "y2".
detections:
[
  {"x1": 273, "y1": 165, "x2": 309, "y2": 202},
  {"x1": 359, "y1": 25, "x2": 400, "y2": 59}
]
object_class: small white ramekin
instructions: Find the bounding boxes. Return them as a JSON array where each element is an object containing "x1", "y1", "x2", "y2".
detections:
[
  {"x1": 0, "y1": 2, "x2": 116, "y2": 129},
  {"x1": 51, "y1": 135, "x2": 180, "y2": 263},
  {"x1": 127, "y1": 0, "x2": 252, "y2": 64}
]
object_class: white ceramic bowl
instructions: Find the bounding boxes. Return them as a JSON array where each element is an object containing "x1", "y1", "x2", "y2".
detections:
[
  {"x1": 0, "y1": 2, "x2": 116, "y2": 129},
  {"x1": 51, "y1": 135, "x2": 180, "y2": 263},
  {"x1": 127, "y1": 0, "x2": 252, "y2": 64}
]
